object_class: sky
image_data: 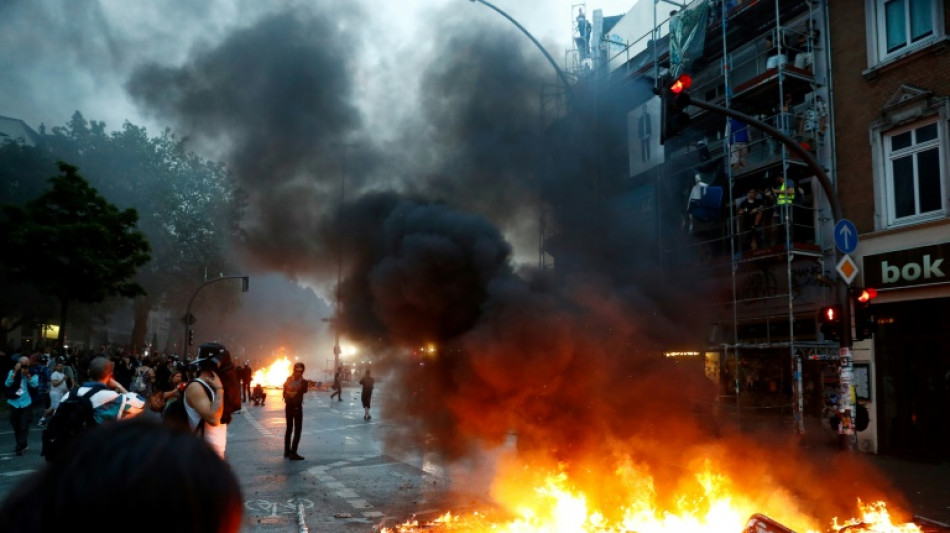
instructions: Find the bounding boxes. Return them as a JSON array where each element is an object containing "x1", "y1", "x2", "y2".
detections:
[
  {"x1": 1, "y1": 0, "x2": 638, "y2": 263},
  {"x1": 1, "y1": 0, "x2": 635, "y2": 140}
]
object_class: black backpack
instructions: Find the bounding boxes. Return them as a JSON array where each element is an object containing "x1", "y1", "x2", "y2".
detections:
[
  {"x1": 4, "y1": 374, "x2": 25, "y2": 400},
  {"x1": 41, "y1": 384, "x2": 106, "y2": 462},
  {"x1": 162, "y1": 396, "x2": 197, "y2": 434},
  {"x1": 162, "y1": 381, "x2": 211, "y2": 434},
  {"x1": 215, "y1": 353, "x2": 242, "y2": 425}
]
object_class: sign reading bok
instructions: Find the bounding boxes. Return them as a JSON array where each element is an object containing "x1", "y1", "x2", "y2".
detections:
[{"x1": 863, "y1": 242, "x2": 949, "y2": 290}]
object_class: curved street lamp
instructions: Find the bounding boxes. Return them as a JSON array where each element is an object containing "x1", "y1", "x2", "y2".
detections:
[
  {"x1": 467, "y1": 0, "x2": 572, "y2": 92},
  {"x1": 182, "y1": 275, "x2": 249, "y2": 359}
]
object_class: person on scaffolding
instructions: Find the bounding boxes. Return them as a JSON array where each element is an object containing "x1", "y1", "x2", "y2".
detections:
[
  {"x1": 737, "y1": 187, "x2": 766, "y2": 251},
  {"x1": 575, "y1": 8, "x2": 592, "y2": 61}
]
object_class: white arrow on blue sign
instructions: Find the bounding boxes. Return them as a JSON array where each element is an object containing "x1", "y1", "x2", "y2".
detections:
[{"x1": 834, "y1": 219, "x2": 858, "y2": 254}]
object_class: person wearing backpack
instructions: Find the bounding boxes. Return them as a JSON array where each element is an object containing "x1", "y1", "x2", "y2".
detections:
[
  {"x1": 5, "y1": 356, "x2": 39, "y2": 456},
  {"x1": 41, "y1": 356, "x2": 146, "y2": 461},
  {"x1": 183, "y1": 344, "x2": 228, "y2": 459}
]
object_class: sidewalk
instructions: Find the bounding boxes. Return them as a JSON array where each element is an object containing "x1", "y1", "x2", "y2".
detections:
[
  {"x1": 719, "y1": 412, "x2": 950, "y2": 529},
  {"x1": 860, "y1": 453, "x2": 950, "y2": 528}
]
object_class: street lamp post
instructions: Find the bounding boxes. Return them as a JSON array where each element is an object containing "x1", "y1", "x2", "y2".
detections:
[
  {"x1": 321, "y1": 317, "x2": 340, "y2": 374},
  {"x1": 182, "y1": 275, "x2": 249, "y2": 360},
  {"x1": 467, "y1": 0, "x2": 572, "y2": 92},
  {"x1": 328, "y1": 142, "x2": 354, "y2": 373}
]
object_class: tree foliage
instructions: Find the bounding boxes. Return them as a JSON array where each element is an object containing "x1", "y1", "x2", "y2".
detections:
[
  {"x1": 0, "y1": 163, "x2": 151, "y2": 346},
  {"x1": 45, "y1": 113, "x2": 245, "y2": 348},
  {"x1": 0, "y1": 139, "x2": 61, "y2": 346},
  {"x1": 0, "y1": 112, "x2": 244, "y2": 349}
]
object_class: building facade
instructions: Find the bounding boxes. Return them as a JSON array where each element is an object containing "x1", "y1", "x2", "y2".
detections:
[{"x1": 829, "y1": 0, "x2": 950, "y2": 459}]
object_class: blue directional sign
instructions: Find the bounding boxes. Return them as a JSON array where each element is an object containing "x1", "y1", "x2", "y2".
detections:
[{"x1": 834, "y1": 219, "x2": 858, "y2": 254}]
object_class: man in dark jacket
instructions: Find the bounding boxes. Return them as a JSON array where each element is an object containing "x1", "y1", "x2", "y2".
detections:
[
  {"x1": 239, "y1": 361, "x2": 253, "y2": 403},
  {"x1": 282, "y1": 363, "x2": 309, "y2": 460}
]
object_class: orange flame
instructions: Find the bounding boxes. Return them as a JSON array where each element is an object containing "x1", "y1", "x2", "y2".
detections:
[
  {"x1": 380, "y1": 462, "x2": 922, "y2": 533},
  {"x1": 831, "y1": 500, "x2": 923, "y2": 532},
  {"x1": 252, "y1": 356, "x2": 292, "y2": 388}
]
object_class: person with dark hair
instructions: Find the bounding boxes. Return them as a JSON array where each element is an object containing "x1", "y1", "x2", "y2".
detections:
[
  {"x1": 112, "y1": 352, "x2": 134, "y2": 391},
  {"x1": 283, "y1": 362, "x2": 308, "y2": 460},
  {"x1": 239, "y1": 360, "x2": 253, "y2": 403},
  {"x1": 0, "y1": 418, "x2": 244, "y2": 532},
  {"x1": 252, "y1": 382, "x2": 266, "y2": 405},
  {"x1": 184, "y1": 347, "x2": 227, "y2": 459},
  {"x1": 5, "y1": 356, "x2": 38, "y2": 456},
  {"x1": 737, "y1": 187, "x2": 766, "y2": 251},
  {"x1": 359, "y1": 368, "x2": 375, "y2": 421}
]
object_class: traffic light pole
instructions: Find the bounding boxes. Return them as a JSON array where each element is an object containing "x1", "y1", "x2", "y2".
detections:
[
  {"x1": 182, "y1": 275, "x2": 249, "y2": 361},
  {"x1": 685, "y1": 98, "x2": 857, "y2": 451}
]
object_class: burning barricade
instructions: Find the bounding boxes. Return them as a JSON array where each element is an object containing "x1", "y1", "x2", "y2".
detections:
[{"x1": 377, "y1": 461, "x2": 931, "y2": 533}]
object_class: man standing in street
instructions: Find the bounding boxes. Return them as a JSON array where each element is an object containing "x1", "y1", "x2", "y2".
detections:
[
  {"x1": 329, "y1": 366, "x2": 343, "y2": 402},
  {"x1": 239, "y1": 360, "x2": 253, "y2": 403},
  {"x1": 359, "y1": 368, "x2": 375, "y2": 421},
  {"x1": 283, "y1": 362, "x2": 308, "y2": 460},
  {"x1": 5, "y1": 356, "x2": 38, "y2": 456}
]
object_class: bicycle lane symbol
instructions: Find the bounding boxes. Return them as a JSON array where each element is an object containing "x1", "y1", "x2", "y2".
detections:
[{"x1": 245, "y1": 497, "x2": 314, "y2": 522}]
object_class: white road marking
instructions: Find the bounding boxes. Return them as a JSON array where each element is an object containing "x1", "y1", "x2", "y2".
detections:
[
  {"x1": 239, "y1": 407, "x2": 276, "y2": 438},
  {"x1": 296, "y1": 498, "x2": 309, "y2": 533},
  {"x1": 0, "y1": 469, "x2": 35, "y2": 477}
]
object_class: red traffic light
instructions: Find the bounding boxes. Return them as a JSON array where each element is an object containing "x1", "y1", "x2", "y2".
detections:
[
  {"x1": 822, "y1": 306, "x2": 837, "y2": 322},
  {"x1": 856, "y1": 288, "x2": 878, "y2": 303},
  {"x1": 670, "y1": 74, "x2": 692, "y2": 94}
]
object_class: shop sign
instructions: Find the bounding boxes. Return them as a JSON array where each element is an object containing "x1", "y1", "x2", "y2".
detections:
[{"x1": 863, "y1": 242, "x2": 949, "y2": 290}]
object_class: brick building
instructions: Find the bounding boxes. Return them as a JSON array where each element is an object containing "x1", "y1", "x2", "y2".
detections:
[{"x1": 829, "y1": 0, "x2": 950, "y2": 460}]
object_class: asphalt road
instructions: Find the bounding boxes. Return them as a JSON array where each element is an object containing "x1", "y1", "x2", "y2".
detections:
[
  {"x1": 0, "y1": 383, "x2": 496, "y2": 533},
  {"x1": 227, "y1": 382, "x2": 495, "y2": 532},
  {"x1": 2, "y1": 384, "x2": 947, "y2": 532}
]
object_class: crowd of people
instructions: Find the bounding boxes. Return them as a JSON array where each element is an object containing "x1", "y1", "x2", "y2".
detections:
[
  {"x1": 2, "y1": 341, "x2": 380, "y2": 530},
  {"x1": 1, "y1": 344, "x2": 245, "y2": 531}
]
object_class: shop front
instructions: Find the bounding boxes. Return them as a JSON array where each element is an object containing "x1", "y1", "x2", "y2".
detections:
[{"x1": 862, "y1": 241, "x2": 950, "y2": 460}]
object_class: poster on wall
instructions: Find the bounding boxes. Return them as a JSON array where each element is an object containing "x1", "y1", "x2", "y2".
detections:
[
  {"x1": 628, "y1": 96, "x2": 664, "y2": 177},
  {"x1": 854, "y1": 363, "x2": 871, "y2": 401}
]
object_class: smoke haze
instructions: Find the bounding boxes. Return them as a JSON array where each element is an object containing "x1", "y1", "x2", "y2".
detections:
[{"x1": 1, "y1": 1, "x2": 905, "y2": 526}]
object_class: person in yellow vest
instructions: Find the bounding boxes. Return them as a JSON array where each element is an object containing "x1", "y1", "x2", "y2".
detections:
[
  {"x1": 773, "y1": 174, "x2": 795, "y2": 205},
  {"x1": 772, "y1": 174, "x2": 803, "y2": 241}
]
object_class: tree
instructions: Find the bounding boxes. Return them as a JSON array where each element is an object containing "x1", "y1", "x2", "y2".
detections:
[
  {"x1": 0, "y1": 139, "x2": 61, "y2": 347},
  {"x1": 0, "y1": 163, "x2": 151, "y2": 347},
  {"x1": 45, "y1": 113, "x2": 244, "y2": 350}
]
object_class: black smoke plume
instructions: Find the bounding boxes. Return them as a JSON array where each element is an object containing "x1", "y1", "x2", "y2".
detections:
[{"x1": 125, "y1": 2, "x2": 715, "y2": 464}]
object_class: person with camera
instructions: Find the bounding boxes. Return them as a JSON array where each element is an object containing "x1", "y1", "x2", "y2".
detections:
[
  {"x1": 5, "y1": 356, "x2": 39, "y2": 456},
  {"x1": 183, "y1": 346, "x2": 228, "y2": 459},
  {"x1": 283, "y1": 362, "x2": 309, "y2": 460}
]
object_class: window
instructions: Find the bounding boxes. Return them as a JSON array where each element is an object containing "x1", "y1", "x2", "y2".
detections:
[
  {"x1": 883, "y1": 120, "x2": 946, "y2": 225},
  {"x1": 867, "y1": 0, "x2": 945, "y2": 66}
]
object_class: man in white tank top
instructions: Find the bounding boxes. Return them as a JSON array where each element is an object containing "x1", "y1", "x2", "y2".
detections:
[{"x1": 184, "y1": 349, "x2": 227, "y2": 459}]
